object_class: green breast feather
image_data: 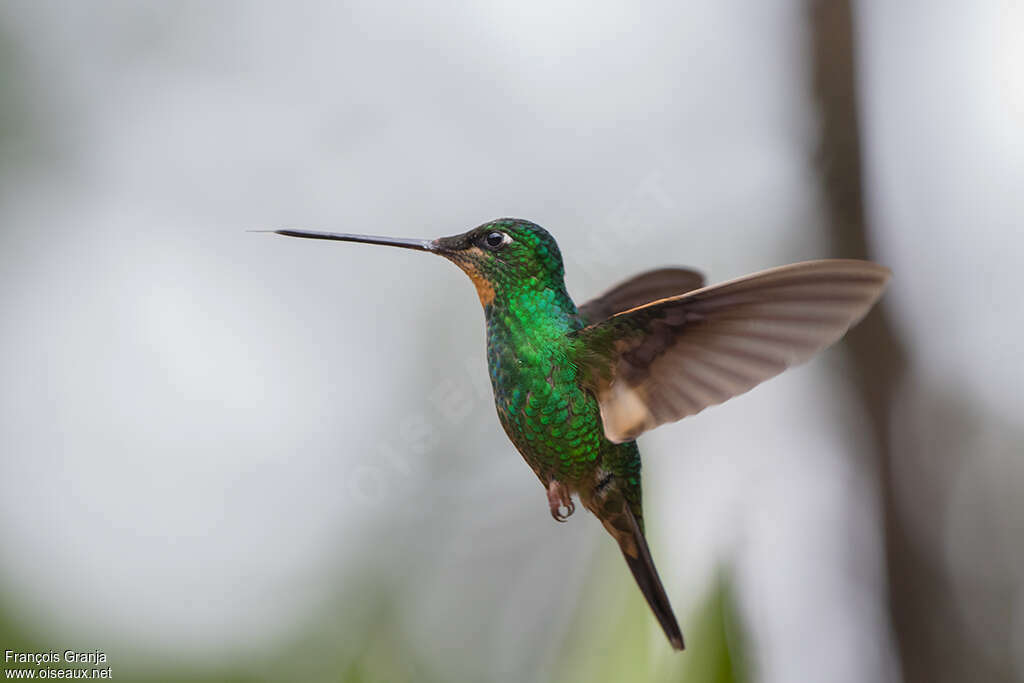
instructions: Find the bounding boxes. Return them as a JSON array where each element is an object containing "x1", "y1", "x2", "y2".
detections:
[{"x1": 482, "y1": 273, "x2": 641, "y2": 494}]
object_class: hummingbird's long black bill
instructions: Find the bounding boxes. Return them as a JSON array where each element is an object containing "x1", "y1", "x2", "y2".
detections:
[{"x1": 263, "y1": 229, "x2": 435, "y2": 252}]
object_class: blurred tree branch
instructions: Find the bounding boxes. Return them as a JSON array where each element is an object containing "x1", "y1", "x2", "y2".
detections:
[{"x1": 809, "y1": 2, "x2": 1017, "y2": 682}]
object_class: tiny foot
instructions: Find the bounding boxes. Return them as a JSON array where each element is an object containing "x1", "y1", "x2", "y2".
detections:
[{"x1": 547, "y1": 480, "x2": 575, "y2": 522}]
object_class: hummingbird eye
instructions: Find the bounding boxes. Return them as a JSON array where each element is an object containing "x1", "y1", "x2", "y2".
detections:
[{"x1": 483, "y1": 231, "x2": 511, "y2": 251}]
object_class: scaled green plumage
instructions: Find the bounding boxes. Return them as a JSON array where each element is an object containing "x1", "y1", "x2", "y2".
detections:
[{"x1": 269, "y1": 217, "x2": 892, "y2": 652}]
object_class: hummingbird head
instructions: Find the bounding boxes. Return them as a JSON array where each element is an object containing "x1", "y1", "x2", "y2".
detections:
[
  {"x1": 270, "y1": 218, "x2": 566, "y2": 307},
  {"x1": 431, "y1": 218, "x2": 565, "y2": 306}
]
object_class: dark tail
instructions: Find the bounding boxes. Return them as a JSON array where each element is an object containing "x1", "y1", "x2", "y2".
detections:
[{"x1": 616, "y1": 506, "x2": 685, "y2": 650}]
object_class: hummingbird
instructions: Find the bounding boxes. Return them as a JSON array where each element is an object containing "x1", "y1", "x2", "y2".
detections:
[{"x1": 268, "y1": 218, "x2": 890, "y2": 650}]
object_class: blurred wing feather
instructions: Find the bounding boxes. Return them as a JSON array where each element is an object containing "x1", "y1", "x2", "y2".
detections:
[
  {"x1": 571, "y1": 260, "x2": 891, "y2": 443},
  {"x1": 576, "y1": 268, "x2": 705, "y2": 325}
]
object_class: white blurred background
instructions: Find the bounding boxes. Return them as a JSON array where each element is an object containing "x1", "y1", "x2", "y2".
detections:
[{"x1": 0, "y1": 2, "x2": 1020, "y2": 682}]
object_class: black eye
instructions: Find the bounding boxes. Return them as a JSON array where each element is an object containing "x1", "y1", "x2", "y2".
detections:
[{"x1": 484, "y1": 231, "x2": 508, "y2": 250}]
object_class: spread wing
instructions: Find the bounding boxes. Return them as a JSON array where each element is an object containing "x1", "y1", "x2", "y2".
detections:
[
  {"x1": 576, "y1": 268, "x2": 705, "y2": 326},
  {"x1": 571, "y1": 260, "x2": 891, "y2": 443}
]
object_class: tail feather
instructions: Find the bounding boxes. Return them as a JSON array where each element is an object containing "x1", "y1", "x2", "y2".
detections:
[{"x1": 617, "y1": 506, "x2": 684, "y2": 650}]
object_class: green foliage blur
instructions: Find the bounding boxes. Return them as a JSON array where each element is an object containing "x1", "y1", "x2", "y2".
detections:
[{"x1": 0, "y1": 573, "x2": 746, "y2": 682}]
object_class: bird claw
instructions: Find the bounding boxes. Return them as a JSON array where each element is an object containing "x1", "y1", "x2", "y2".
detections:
[{"x1": 547, "y1": 480, "x2": 575, "y2": 522}]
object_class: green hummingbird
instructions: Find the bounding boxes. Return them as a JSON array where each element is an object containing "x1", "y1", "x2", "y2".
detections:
[{"x1": 269, "y1": 218, "x2": 890, "y2": 650}]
